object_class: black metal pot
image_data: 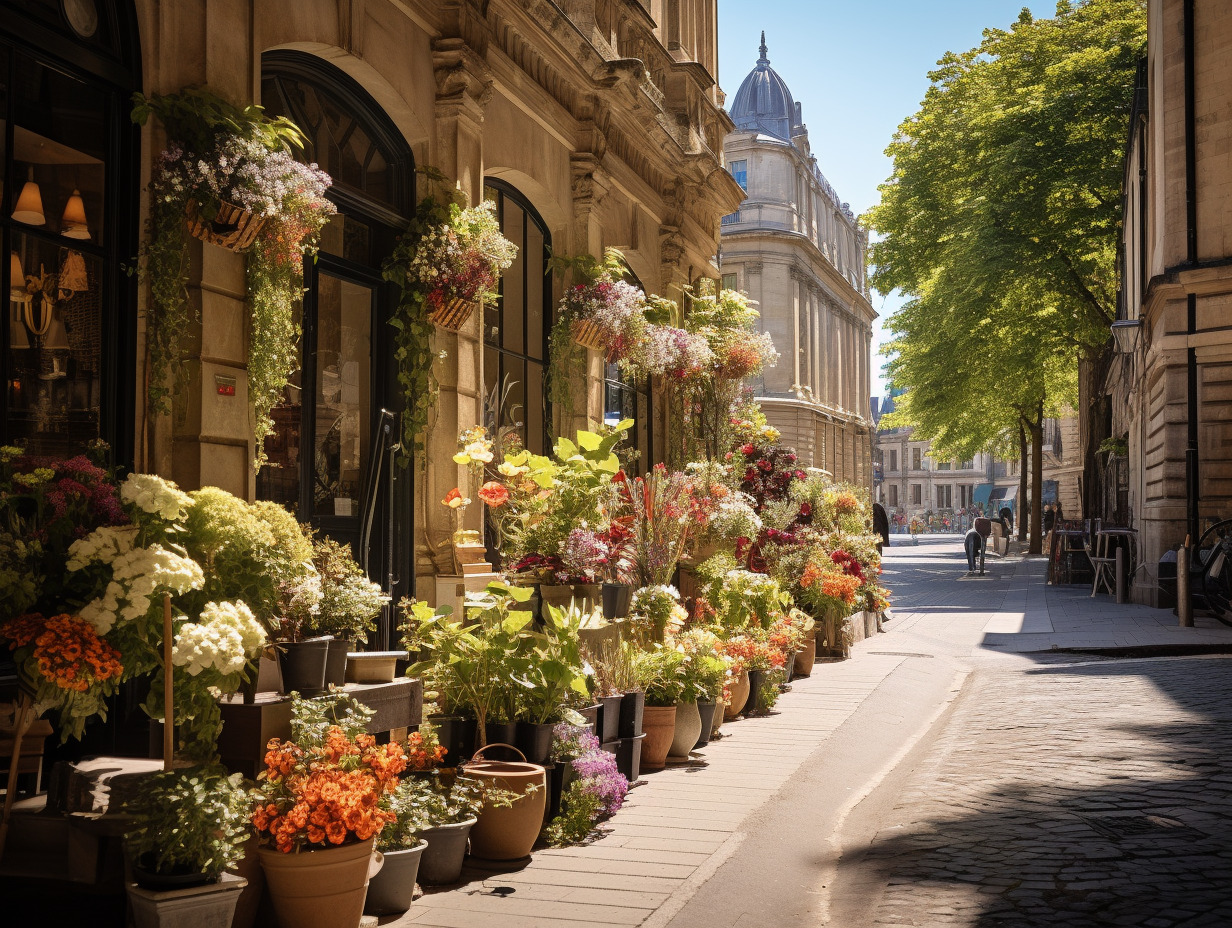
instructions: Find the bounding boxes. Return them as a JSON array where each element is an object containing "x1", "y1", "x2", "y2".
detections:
[
  {"x1": 598, "y1": 694, "x2": 623, "y2": 743},
  {"x1": 602, "y1": 582, "x2": 633, "y2": 620},
  {"x1": 695, "y1": 701, "x2": 717, "y2": 748},
  {"x1": 745, "y1": 669, "x2": 767, "y2": 715},
  {"x1": 430, "y1": 714, "x2": 477, "y2": 767},
  {"x1": 515, "y1": 720, "x2": 554, "y2": 765},
  {"x1": 276, "y1": 638, "x2": 330, "y2": 696},
  {"x1": 618, "y1": 690, "x2": 645, "y2": 738}
]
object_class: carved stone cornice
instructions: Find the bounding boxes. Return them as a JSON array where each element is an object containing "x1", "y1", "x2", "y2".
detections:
[
  {"x1": 571, "y1": 152, "x2": 611, "y2": 225},
  {"x1": 660, "y1": 226, "x2": 685, "y2": 282},
  {"x1": 432, "y1": 37, "x2": 494, "y2": 124}
]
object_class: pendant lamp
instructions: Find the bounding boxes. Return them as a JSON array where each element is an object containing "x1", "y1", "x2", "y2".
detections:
[
  {"x1": 11, "y1": 167, "x2": 45, "y2": 226},
  {"x1": 61, "y1": 189, "x2": 91, "y2": 240}
]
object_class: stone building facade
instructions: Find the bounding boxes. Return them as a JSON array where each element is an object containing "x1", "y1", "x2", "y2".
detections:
[
  {"x1": 718, "y1": 35, "x2": 875, "y2": 489},
  {"x1": 1107, "y1": 0, "x2": 1232, "y2": 602},
  {"x1": 1, "y1": 0, "x2": 742, "y2": 613}
]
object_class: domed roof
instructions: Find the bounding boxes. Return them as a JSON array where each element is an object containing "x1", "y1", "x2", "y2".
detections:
[{"x1": 729, "y1": 33, "x2": 798, "y2": 141}]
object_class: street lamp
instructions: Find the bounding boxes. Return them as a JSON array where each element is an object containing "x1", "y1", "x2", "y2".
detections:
[{"x1": 1111, "y1": 318, "x2": 1142, "y2": 354}]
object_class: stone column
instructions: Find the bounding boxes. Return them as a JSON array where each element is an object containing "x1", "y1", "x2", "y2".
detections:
[
  {"x1": 569, "y1": 152, "x2": 611, "y2": 434},
  {"x1": 426, "y1": 35, "x2": 492, "y2": 571}
]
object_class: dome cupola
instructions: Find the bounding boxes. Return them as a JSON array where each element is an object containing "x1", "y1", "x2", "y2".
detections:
[{"x1": 729, "y1": 32, "x2": 799, "y2": 141}]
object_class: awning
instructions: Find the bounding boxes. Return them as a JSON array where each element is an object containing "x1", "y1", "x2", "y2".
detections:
[
  {"x1": 988, "y1": 485, "x2": 1018, "y2": 503},
  {"x1": 973, "y1": 483, "x2": 994, "y2": 506}
]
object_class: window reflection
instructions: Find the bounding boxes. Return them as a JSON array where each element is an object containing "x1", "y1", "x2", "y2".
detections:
[{"x1": 6, "y1": 233, "x2": 101, "y2": 452}]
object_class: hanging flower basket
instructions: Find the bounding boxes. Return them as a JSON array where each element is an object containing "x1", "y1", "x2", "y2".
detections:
[
  {"x1": 571, "y1": 318, "x2": 607, "y2": 352},
  {"x1": 428, "y1": 295, "x2": 478, "y2": 331},
  {"x1": 184, "y1": 199, "x2": 266, "y2": 252}
]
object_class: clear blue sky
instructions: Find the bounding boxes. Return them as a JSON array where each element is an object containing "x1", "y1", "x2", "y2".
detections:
[{"x1": 717, "y1": 0, "x2": 1053, "y2": 398}]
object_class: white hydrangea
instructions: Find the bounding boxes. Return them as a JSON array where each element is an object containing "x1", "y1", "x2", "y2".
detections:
[
  {"x1": 172, "y1": 621, "x2": 246, "y2": 676},
  {"x1": 199, "y1": 600, "x2": 265, "y2": 656},
  {"x1": 67, "y1": 525, "x2": 139, "y2": 570},
  {"x1": 120, "y1": 473, "x2": 193, "y2": 522},
  {"x1": 76, "y1": 544, "x2": 204, "y2": 634}
]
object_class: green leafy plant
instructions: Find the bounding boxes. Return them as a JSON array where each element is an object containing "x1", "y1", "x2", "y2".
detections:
[
  {"x1": 632, "y1": 646, "x2": 685, "y2": 707},
  {"x1": 543, "y1": 781, "x2": 604, "y2": 847},
  {"x1": 124, "y1": 765, "x2": 252, "y2": 881},
  {"x1": 518, "y1": 604, "x2": 590, "y2": 724},
  {"x1": 407, "y1": 583, "x2": 535, "y2": 744}
]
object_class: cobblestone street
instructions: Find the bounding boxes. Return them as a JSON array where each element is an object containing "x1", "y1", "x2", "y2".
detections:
[{"x1": 835, "y1": 540, "x2": 1232, "y2": 928}]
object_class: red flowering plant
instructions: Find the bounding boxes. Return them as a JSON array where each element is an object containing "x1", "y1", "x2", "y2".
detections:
[
  {"x1": 401, "y1": 719, "x2": 447, "y2": 773},
  {"x1": 607, "y1": 464, "x2": 692, "y2": 589},
  {"x1": 252, "y1": 693, "x2": 407, "y2": 854}
]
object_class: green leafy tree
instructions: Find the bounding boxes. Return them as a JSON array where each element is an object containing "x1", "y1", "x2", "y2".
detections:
[{"x1": 868, "y1": 0, "x2": 1145, "y2": 551}]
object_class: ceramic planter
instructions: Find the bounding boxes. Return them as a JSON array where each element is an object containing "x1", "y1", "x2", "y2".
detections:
[
  {"x1": 230, "y1": 837, "x2": 264, "y2": 928},
  {"x1": 794, "y1": 637, "x2": 817, "y2": 677},
  {"x1": 323, "y1": 638, "x2": 349, "y2": 688},
  {"x1": 619, "y1": 690, "x2": 645, "y2": 738},
  {"x1": 258, "y1": 837, "x2": 381, "y2": 928},
  {"x1": 464, "y1": 745, "x2": 547, "y2": 860},
  {"x1": 601, "y1": 582, "x2": 632, "y2": 619},
  {"x1": 598, "y1": 694, "x2": 623, "y2": 743},
  {"x1": 695, "y1": 701, "x2": 717, "y2": 749},
  {"x1": 640, "y1": 705, "x2": 677, "y2": 771},
  {"x1": 127, "y1": 873, "x2": 246, "y2": 928},
  {"x1": 417, "y1": 817, "x2": 476, "y2": 885},
  {"x1": 364, "y1": 840, "x2": 427, "y2": 916},
  {"x1": 724, "y1": 671, "x2": 750, "y2": 721},
  {"x1": 745, "y1": 670, "x2": 767, "y2": 715},
  {"x1": 669, "y1": 701, "x2": 702, "y2": 761},
  {"x1": 344, "y1": 650, "x2": 406, "y2": 684},
  {"x1": 276, "y1": 638, "x2": 330, "y2": 696},
  {"x1": 515, "y1": 721, "x2": 554, "y2": 765}
]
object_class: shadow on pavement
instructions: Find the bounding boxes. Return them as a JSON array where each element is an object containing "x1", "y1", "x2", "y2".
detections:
[{"x1": 837, "y1": 656, "x2": 1232, "y2": 927}]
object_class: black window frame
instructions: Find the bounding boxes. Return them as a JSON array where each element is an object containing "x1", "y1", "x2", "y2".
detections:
[
  {"x1": 482, "y1": 178, "x2": 552, "y2": 455},
  {"x1": 0, "y1": 1, "x2": 141, "y2": 468}
]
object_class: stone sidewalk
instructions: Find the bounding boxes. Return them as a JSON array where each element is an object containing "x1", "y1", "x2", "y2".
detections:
[{"x1": 387, "y1": 654, "x2": 910, "y2": 927}]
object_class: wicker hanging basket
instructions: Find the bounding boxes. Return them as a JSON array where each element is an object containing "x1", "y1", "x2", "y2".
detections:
[
  {"x1": 571, "y1": 318, "x2": 607, "y2": 352},
  {"x1": 184, "y1": 199, "x2": 266, "y2": 252},
  {"x1": 428, "y1": 295, "x2": 478, "y2": 331}
]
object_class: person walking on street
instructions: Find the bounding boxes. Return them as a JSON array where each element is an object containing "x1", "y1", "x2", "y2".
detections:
[{"x1": 966, "y1": 520, "x2": 987, "y2": 574}]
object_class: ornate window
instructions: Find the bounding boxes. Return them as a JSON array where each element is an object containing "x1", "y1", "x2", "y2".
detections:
[
  {"x1": 482, "y1": 179, "x2": 551, "y2": 455},
  {"x1": 257, "y1": 52, "x2": 415, "y2": 610},
  {"x1": 1, "y1": 1, "x2": 140, "y2": 461}
]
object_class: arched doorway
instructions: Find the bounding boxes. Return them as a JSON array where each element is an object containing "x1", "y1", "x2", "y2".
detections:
[
  {"x1": 0, "y1": 0, "x2": 141, "y2": 467},
  {"x1": 258, "y1": 51, "x2": 416, "y2": 629}
]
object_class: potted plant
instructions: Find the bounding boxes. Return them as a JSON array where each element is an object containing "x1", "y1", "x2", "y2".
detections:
[
  {"x1": 631, "y1": 646, "x2": 684, "y2": 771},
  {"x1": 407, "y1": 582, "x2": 533, "y2": 753},
  {"x1": 461, "y1": 743, "x2": 546, "y2": 861},
  {"x1": 609, "y1": 465, "x2": 693, "y2": 595},
  {"x1": 132, "y1": 89, "x2": 336, "y2": 466},
  {"x1": 381, "y1": 193, "x2": 517, "y2": 464},
  {"x1": 364, "y1": 778, "x2": 431, "y2": 916},
  {"x1": 543, "y1": 723, "x2": 628, "y2": 846},
  {"x1": 303, "y1": 535, "x2": 389, "y2": 686},
  {"x1": 123, "y1": 766, "x2": 251, "y2": 928},
  {"x1": 251, "y1": 693, "x2": 406, "y2": 928},
  {"x1": 549, "y1": 248, "x2": 648, "y2": 356},
  {"x1": 514, "y1": 603, "x2": 590, "y2": 764},
  {"x1": 673, "y1": 628, "x2": 730, "y2": 752},
  {"x1": 446, "y1": 425, "x2": 497, "y2": 569},
  {"x1": 413, "y1": 775, "x2": 485, "y2": 885}
]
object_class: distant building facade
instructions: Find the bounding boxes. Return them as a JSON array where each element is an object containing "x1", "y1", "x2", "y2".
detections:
[{"x1": 719, "y1": 35, "x2": 875, "y2": 489}]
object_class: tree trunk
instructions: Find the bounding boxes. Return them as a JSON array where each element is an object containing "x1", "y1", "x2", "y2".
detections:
[
  {"x1": 1018, "y1": 420, "x2": 1029, "y2": 542},
  {"x1": 1079, "y1": 347, "x2": 1113, "y2": 519},
  {"x1": 1029, "y1": 404, "x2": 1044, "y2": 555}
]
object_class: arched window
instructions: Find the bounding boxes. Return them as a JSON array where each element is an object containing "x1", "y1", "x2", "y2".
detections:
[
  {"x1": 1, "y1": 0, "x2": 140, "y2": 463},
  {"x1": 258, "y1": 52, "x2": 415, "y2": 608},
  {"x1": 482, "y1": 179, "x2": 551, "y2": 455}
]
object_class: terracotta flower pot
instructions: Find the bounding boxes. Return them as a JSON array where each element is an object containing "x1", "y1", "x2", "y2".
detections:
[
  {"x1": 258, "y1": 837, "x2": 381, "y2": 928},
  {"x1": 669, "y1": 701, "x2": 702, "y2": 760},
  {"x1": 640, "y1": 705, "x2": 677, "y2": 770},
  {"x1": 539, "y1": 583, "x2": 601, "y2": 614},
  {"x1": 724, "y1": 671, "x2": 750, "y2": 721},
  {"x1": 464, "y1": 744, "x2": 546, "y2": 861},
  {"x1": 794, "y1": 638, "x2": 816, "y2": 677},
  {"x1": 344, "y1": 651, "x2": 406, "y2": 684}
]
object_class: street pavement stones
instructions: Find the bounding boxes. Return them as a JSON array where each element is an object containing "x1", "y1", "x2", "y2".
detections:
[{"x1": 388, "y1": 655, "x2": 908, "y2": 927}]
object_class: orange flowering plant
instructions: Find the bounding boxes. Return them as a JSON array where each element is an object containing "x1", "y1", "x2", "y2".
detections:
[
  {"x1": 0, "y1": 612, "x2": 124, "y2": 740},
  {"x1": 252, "y1": 693, "x2": 407, "y2": 854}
]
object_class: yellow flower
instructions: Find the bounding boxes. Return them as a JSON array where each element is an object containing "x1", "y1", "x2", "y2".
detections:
[{"x1": 452, "y1": 452, "x2": 470, "y2": 465}]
